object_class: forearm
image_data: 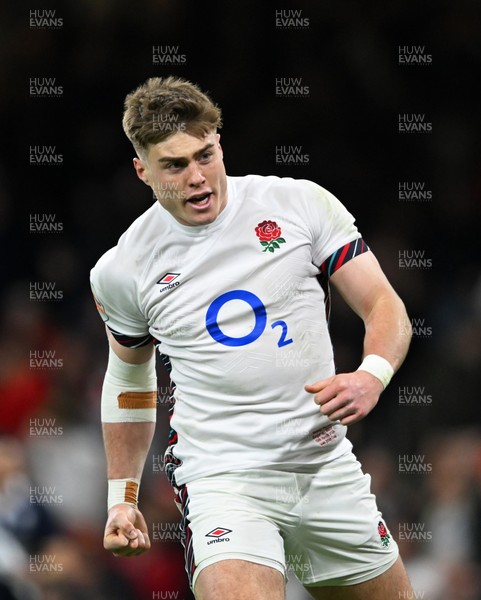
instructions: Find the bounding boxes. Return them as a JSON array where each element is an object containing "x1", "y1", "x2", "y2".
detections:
[
  {"x1": 101, "y1": 334, "x2": 157, "y2": 485},
  {"x1": 103, "y1": 422, "x2": 155, "y2": 480},
  {"x1": 363, "y1": 292, "x2": 412, "y2": 372},
  {"x1": 329, "y1": 252, "x2": 412, "y2": 373}
]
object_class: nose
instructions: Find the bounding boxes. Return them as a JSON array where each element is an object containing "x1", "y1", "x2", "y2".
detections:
[{"x1": 187, "y1": 162, "x2": 206, "y2": 187}]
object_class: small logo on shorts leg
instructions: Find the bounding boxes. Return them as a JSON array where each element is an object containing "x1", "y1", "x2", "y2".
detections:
[
  {"x1": 378, "y1": 521, "x2": 391, "y2": 547},
  {"x1": 205, "y1": 527, "x2": 232, "y2": 545}
]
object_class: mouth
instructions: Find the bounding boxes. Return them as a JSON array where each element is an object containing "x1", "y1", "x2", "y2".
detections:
[{"x1": 186, "y1": 192, "x2": 212, "y2": 208}]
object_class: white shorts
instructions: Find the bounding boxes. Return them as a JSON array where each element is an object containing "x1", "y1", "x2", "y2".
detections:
[{"x1": 174, "y1": 450, "x2": 399, "y2": 591}]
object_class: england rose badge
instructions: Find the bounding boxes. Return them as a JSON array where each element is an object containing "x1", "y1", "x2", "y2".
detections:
[{"x1": 255, "y1": 220, "x2": 286, "y2": 253}]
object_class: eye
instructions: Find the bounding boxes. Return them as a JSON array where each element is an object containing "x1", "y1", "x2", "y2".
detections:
[
  {"x1": 199, "y1": 151, "x2": 213, "y2": 163},
  {"x1": 166, "y1": 161, "x2": 183, "y2": 171}
]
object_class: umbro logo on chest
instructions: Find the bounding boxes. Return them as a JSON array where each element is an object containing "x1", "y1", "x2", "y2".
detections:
[{"x1": 157, "y1": 272, "x2": 181, "y2": 293}]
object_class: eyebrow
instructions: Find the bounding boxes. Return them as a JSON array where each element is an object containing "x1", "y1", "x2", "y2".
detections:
[{"x1": 157, "y1": 143, "x2": 215, "y2": 164}]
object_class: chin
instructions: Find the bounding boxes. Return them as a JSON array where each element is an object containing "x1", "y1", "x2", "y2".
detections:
[
  {"x1": 191, "y1": 209, "x2": 219, "y2": 225},
  {"x1": 195, "y1": 215, "x2": 217, "y2": 225}
]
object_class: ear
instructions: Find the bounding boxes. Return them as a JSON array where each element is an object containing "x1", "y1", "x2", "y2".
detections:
[
  {"x1": 216, "y1": 133, "x2": 223, "y2": 159},
  {"x1": 133, "y1": 157, "x2": 151, "y2": 186}
]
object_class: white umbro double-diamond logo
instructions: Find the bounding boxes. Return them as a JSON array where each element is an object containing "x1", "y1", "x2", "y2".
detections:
[
  {"x1": 157, "y1": 272, "x2": 181, "y2": 293},
  {"x1": 205, "y1": 528, "x2": 232, "y2": 538},
  {"x1": 205, "y1": 527, "x2": 232, "y2": 546}
]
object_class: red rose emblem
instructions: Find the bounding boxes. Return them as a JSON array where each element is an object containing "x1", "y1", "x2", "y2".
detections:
[
  {"x1": 255, "y1": 220, "x2": 286, "y2": 253},
  {"x1": 255, "y1": 220, "x2": 282, "y2": 242},
  {"x1": 378, "y1": 521, "x2": 391, "y2": 547}
]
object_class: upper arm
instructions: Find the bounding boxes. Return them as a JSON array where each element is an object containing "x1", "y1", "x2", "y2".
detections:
[
  {"x1": 329, "y1": 251, "x2": 403, "y2": 321},
  {"x1": 90, "y1": 246, "x2": 149, "y2": 339},
  {"x1": 91, "y1": 246, "x2": 154, "y2": 364},
  {"x1": 106, "y1": 327, "x2": 154, "y2": 364}
]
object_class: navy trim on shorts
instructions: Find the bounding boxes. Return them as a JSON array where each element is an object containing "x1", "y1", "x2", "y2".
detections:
[{"x1": 177, "y1": 484, "x2": 196, "y2": 587}]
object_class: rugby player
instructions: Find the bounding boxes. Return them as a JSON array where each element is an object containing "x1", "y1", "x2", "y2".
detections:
[{"x1": 91, "y1": 76, "x2": 413, "y2": 600}]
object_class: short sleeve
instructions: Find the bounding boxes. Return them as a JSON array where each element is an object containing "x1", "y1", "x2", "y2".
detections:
[
  {"x1": 319, "y1": 238, "x2": 369, "y2": 279},
  {"x1": 90, "y1": 246, "x2": 151, "y2": 345},
  {"x1": 302, "y1": 181, "x2": 365, "y2": 270}
]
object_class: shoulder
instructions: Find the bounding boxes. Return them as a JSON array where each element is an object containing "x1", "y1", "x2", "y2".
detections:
[
  {"x1": 90, "y1": 205, "x2": 164, "y2": 329},
  {"x1": 229, "y1": 174, "x2": 319, "y2": 195},
  {"x1": 91, "y1": 202, "x2": 164, "y2": 286},
  {"x1": 230, "y1": 174, "x2": 341, "y2": 215},
  {"x1": 118, "y1": 201, "x2": 167, "y2": 257}
]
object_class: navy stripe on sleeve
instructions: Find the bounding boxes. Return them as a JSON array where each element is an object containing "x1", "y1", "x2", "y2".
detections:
[
  {"x1": 107, "y1": 327, "x2": 153, "y2": 348},
  {"x1": 317, "y1": 238, "x2": 369, "y2": 323},
  {"x1": 320, "y1": 238, "x2": 369, "y2": 279}
]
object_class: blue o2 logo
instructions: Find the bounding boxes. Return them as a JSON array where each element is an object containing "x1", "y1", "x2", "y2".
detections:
[
  {"x1": 206, "y1": 289, "x2": 293, "y2": 348},
  {"x1": 206, "y1": 290, "x2": 266, "y2": 347}
]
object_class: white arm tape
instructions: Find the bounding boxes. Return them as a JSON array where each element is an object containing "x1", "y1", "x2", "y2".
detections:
[
  {"x1": 107, "y1": 478, "x2": 140, "y2": 511},
  {"x1": 357, "y1": 354, "x2": 394, "y2": 390},
  {"x1": 101, "y1": 348, "x2": 157, "y2": 422}
]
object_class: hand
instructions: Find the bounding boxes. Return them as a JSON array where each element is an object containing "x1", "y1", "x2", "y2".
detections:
[
  {"x1": 305, "y1": 370, "x2": 384, "y2": 426},
  {"x1": 104, "y1": 504, "x2": 151, "y2": 557}
]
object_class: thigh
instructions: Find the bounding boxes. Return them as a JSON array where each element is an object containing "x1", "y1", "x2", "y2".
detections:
[
  {"x1": 283, "y1": 451, "x2": 399, "y2": 587},
  {"x1": 305, "y1": 556, "x2": 412, "y2": 600},
  {"x1": 195, "y1": 559, "x2": 285, "y2": 600},
  {"x1": 181, "y1": 473, "x2": 287, "y2": 592}
]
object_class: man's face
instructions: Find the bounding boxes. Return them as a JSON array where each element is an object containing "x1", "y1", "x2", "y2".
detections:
[{"x1": 133, "y1": 131, "x2": 228, "y2": 227}]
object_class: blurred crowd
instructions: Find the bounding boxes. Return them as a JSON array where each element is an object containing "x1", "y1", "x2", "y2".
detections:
[{"x1": 1, "y1": 1, "x2": 481, "y2": 599}]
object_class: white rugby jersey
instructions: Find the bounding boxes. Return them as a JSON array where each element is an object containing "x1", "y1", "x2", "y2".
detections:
[{"x1": 90, "y1": 175, "x2": 369, "y2": 486}]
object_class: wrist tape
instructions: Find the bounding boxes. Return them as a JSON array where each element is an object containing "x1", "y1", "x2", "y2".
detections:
[
  {"x1": 101, "y1": 348, "x2": 157, "y2": 422},
  {"x1": 107, "y1": 478, "x2": 139, "y2": 511},
  {"x1": 357, "y1": 354, "x2": 394, "y2": 389}
]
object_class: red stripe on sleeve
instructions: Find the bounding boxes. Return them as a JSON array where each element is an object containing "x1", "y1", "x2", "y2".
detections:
[{"x1": 333, "y1": 243, "x2": 350, "y2": 274}]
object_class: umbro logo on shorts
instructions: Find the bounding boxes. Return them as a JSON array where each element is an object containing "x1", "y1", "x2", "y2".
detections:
[
  {"x1": 157, "y1": 272, "x2": 181, "y2": 293},
  {"x1": 205, "y1": 527, "x2": 232, "y2": 545},
  {"x1": 205, "y1": 527, "x2": 232, "y2": 538}
]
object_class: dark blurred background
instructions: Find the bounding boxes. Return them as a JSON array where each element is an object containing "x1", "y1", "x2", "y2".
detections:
[{"x1": 0, "y1": 1, "x2": 480, "y2": 599}]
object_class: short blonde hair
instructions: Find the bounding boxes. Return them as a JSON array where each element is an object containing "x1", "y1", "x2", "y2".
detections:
[{"x1": 122, "y1": 76, "x2": 222, "y2": 157}]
